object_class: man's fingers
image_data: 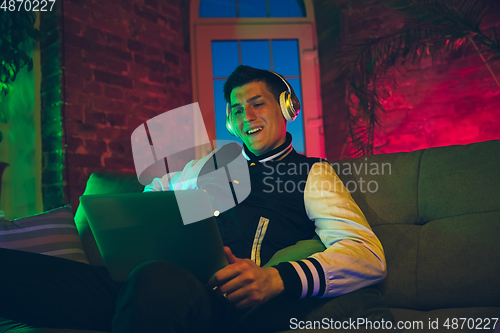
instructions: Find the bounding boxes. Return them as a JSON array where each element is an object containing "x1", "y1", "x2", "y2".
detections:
[
  {"x1": 224, "y1": 246, "x2": 238, "y2": 264},
  {"x1": 208, "y1": 256, "x2": 282, "y2": 309},
  {"x1": 226, "y1": 287, "x2": 263, "y2": 309},
  {"x1": 207, "y1": 263, "x2": 240, "y2": 288},
  {"x1": 224, "y1": 287, "x2": 247, "y2": 304},
  {"x1": 218, "y1": 272, "x2": 250, "y2": 295}
]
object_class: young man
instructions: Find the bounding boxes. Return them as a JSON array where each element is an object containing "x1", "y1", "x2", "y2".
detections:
[
  {"x1": 140, "y1": 65, "x2": 389, "y2": 331},
  {"x1": 0, "y1": 66, "x2": 390, "y2": 333}
]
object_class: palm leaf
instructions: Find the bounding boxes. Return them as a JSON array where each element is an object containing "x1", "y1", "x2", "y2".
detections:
[{"x1": 337, "y1": 0, "x2": 499, "y2": 157}]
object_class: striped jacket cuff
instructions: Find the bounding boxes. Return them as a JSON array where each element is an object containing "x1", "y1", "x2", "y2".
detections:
[{"x1": 273, "y1": 258, "x2": 326, "y2": 299}]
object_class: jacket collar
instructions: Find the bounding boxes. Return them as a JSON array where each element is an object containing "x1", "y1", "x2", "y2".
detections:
[{"x1": 242, "y1": 132, "x2": 293, "y2": 163}]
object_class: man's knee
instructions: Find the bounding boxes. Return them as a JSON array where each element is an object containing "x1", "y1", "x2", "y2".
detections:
[
  {"x1": 123, "y1": 260, "x2": 206, "y2": 303},
  {"x1": 130, "y1": 260, "x2": 194, "y2": 284},
  {"x1": 113, "y1": 261, "x2": 216, "y2": 332}
]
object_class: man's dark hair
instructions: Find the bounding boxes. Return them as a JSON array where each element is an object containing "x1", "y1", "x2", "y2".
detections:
[{"x1": 223, "y1": 65, "x2": 289, "y2": 104}]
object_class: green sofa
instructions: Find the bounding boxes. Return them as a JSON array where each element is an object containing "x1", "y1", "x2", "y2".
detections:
[{"x1": 1, "y1": 139, "x2": 499, "y2": 332}]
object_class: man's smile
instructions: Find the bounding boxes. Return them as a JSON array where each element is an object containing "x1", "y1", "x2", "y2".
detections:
[{"x1": 246, "y1": 126, "x2": 264, "y2": 135}]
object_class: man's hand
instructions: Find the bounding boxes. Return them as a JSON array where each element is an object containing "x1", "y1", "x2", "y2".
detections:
[{"x1": 207, "y1": 247, "x2": 285, "y2": 309}]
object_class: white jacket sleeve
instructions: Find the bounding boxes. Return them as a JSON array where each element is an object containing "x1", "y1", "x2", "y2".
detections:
[
  {"x1": 143, "y1": 148, "x2": 220, "y2": 192},
  {"x1": 274, "y1": 162, "x2": 386, "y2": 298}
]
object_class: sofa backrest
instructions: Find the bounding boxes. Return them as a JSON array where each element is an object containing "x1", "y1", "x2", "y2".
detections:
[{"x1": 336, "y1": 139, "x2": 500, "y2": 310}]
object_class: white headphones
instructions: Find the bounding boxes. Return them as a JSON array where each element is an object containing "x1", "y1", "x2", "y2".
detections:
[{"x1": 225, "y1": 71, "x2": 301, "y2": 137}]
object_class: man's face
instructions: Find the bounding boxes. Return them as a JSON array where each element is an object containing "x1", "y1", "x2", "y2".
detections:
[{"x1": 229, "y1": 81, "x2": 287, "y2": 156}]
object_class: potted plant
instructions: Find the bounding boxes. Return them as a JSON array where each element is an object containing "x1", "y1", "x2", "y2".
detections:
[
  {"x1": 0, "y1": 11, "x2": 38, "y2": 122},
  {"x1": 0, "y1": 11, "x2": 37, "y2": 214}
]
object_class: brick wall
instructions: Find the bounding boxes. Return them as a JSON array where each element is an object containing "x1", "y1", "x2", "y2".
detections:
[
  {"x1": 315, "y1": 0, "x2": 500, "y2": 160},
  {"x1": 40, "y1": 4, "x2": 65, "y2": 210},
  {"x1": 314, "y1": 1, "x2": 346, "y2": 160},
  {"x1": 43, "y1": 0, "x2": 193, "y2": 211}
]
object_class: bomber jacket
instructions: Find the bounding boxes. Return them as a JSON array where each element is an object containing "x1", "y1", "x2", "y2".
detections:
[{"x1": 144, "y1": 133, "x2": 386, "y2": 299}]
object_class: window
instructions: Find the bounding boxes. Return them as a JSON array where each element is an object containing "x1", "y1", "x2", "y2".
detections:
[
  {"x1": 200, "y1": 0, "x2": 306, "y2": 18},
  {"x1": 191, "y1": 0, "x2": 324, "y2": 157},
  {"x1": 212, "y1": 39, "x2": 305, "y2": 152}
]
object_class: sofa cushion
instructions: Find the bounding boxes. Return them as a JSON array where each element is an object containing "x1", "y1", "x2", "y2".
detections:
[
  {"x1": 418, "y1": 139, "x2": 500, "y2": 221},
  {"x1": 371, "y1": 224, "x2": 420, "y2": 310},
  {"x1": 417, "y1": 211, "x2": 500, "y2": 309},
  {"x1": 274, "y1": 306, "x2": 500, "y2": 332},
  {"x1": 241, "y1": 287, "x2": 394, "y2": 333},
  {"x1": 0, "y1": 206, "x2": 89, "y2": 264},
  {"x1": 390, "y1": 307, "x2": 500, "y2": 333},
  {"x1": 74, "y1": 172, "x2": 144, "y2": 266},
  {"x1": 336, "y1": 139, "x2": 500, "y2": 312},
  {"x1": 334, "y1": 150, "x2": 422, "y2": 228},
  {"x1": 375, "y1": 212, "x2": 500, "y2": 310},
  {"x1": 415, "y1": 140, "x2": 500, "y2": 310}
]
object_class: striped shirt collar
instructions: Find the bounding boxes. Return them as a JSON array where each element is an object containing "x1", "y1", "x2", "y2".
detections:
[{"x1": 242, "y1": 132, "x2": 294, "y2": 163}]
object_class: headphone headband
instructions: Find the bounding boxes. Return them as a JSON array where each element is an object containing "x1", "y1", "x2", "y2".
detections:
[{"x1": 271, "y1": 71, "x2": 291, "y2": 93}]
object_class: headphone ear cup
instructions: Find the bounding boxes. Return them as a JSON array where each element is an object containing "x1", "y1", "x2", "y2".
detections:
[
  {"x1": 279, "y1": 91, "x2": 298, "y2": 121},
  {"x1": 272, "y1": 71, "x2": 300, "y2": 121},
  {"x1": 226, "y1": 103, "x2": 237, "y2": 137}
]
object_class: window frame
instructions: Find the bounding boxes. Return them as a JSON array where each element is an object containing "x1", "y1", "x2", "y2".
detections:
[{"x1": 190, "y1": 0, "x2": 324, "y2": 158}]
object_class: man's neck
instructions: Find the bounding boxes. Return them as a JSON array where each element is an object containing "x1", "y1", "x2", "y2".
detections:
[{"x1": 242, "y1": 132, "x2": 293, "y2": 163}]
